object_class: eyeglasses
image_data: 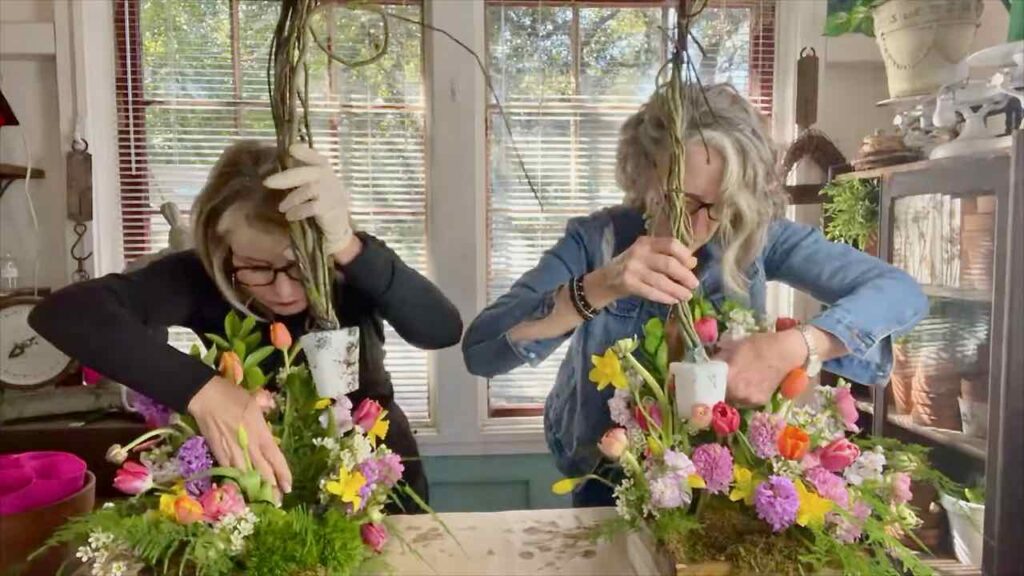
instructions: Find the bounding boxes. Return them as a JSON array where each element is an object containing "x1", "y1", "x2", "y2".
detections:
[
  {"x1": 232, "y1": 263, "x2": 303, "y2": 287},
  {"x1": 684, "y1": 194, "x2": 719, "y2": 222}
]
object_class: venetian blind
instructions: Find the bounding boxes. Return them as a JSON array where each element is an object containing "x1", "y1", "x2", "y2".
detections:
[
  {"x1": 485, "y1": 0, "x2": 776, "y2": 416},
  {"x1": 113, "y1": 0, "x2": 430, "y2": 423}
]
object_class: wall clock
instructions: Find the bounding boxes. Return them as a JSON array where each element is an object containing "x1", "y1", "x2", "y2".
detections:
[{"x1": 0, "y1": 295, "x2": 77, "y2": 389}]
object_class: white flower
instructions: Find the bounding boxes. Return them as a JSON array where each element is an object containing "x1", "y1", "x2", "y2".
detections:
[
  {"x1": 76, "y1": 545, "x2": 94, "y2": 563},
  {"x1": 608, "y1": 388, "x2": 635, "y2": 428},
  {"x1": 845, "y1": 446, "x2": 887, "y2": 486},
  {"x1": 109, "y1": 560, "x2": 127, "y2": 576},
  {"x1": 349, "y1": 434, "x2": 373, "y2": 465}
]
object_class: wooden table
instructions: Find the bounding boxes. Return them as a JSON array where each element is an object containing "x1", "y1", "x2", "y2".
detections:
[{"x1": 381, "y1": 507, "x2": 634, "y2": 576}]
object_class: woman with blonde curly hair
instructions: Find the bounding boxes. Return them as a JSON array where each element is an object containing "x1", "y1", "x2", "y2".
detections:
[
  {"x1": 31, "y1": 141, "x2": 462, "y2": 509},
  {"x1": 463, "y1": 84, "x2": 926, "y2": 507}
]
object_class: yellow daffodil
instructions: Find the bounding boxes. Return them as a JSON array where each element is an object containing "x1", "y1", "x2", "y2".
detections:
[
  {"x1": 159, "y1": 482, "x2": 186, "y2": 518},
  {"x1": 589, "y1": 349, "x2": 627, "y2": 390},
  {"x1": 367, "y1": 411, "x2": 390, "y2": 447},
  {"x1": 551, "y1": 477, "x2": 583, "y2": 495},
  {"x1": 729, "y1": 465, "x2": 758, "y2": 506},
  {"x1": 325, "y1": 467, "x2": 368, "y2": 511},
  {"x1": 313, "y1": 398, "x2": 332, "y2": 410},
  {"x1": 687, "y1": 474, "x2": 707, "y2": 489},
  {"x1": 795, "y1": 479, "x2": 834, "y2": 528}
]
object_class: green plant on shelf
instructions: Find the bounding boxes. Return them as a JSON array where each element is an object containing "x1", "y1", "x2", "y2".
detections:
[{"x1": 821, "y1": 178, "x2": 879, "y2": 251}]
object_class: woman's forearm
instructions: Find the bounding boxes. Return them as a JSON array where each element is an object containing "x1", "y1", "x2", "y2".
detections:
[{"x1": 507, "y1": 268, "x2": 620, "y2": 343}]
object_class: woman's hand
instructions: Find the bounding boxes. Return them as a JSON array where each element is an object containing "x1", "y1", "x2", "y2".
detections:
[
  {"x1": 264, "y1": 144, "x2": 356, "y2": 259},
  {"x1": 588, "y1": 236, "x2": 700, "y2": 307},
  {"x1": 714, "y1": 330, "x2": 806, "y2": 406},
  {"x1": 187, "y1": 376, "x2": 292, "y2": 496}
]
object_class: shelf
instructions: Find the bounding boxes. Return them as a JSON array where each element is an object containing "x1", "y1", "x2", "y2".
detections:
[
  {"x1": 784, "y1": 184, "x2": 825, "y2": 205},
  {"x1": 857, "y1": 401, "x2": 987, "y2": 461},
  {"x1": 921, "y1": 556, "x2": 980, "y2": 576},
  {"x1": 920, "y1": 284, "x2": 992, "y2": 303},
  {"x1": 835, "y1": 148, "x2": 1011, "y2": 183},
  {"x1": 0, "y1": 163, "x2": 45, "y2": 180}
]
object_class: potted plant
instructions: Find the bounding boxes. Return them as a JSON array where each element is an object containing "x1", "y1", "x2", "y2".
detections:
[
  {"x1": 820, "y1": 178, "x2": 880, "y2": 255},
  {"x1": 824, "y1": 0, "x2": 986, "y2": 98},
  {"x1": 940, "y1": 483, "x2": 985, "y2": 567}
]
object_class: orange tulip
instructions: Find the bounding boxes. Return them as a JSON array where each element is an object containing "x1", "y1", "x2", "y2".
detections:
[
  {"x1": 219, "y1": 351, "x2": 244, "y2": 385},
  {"x1": 779, "y1": 367, "x2": 809, "y2": 400},
  {"x1": 173, "y1": 494, "x2": 204, "y2": 524},
  {"x1": 270, "y1": 322, "x2": 292, "y2": 351},
  {"x1": 777, "y1": 425, "x2": 810, "y2": 461}
]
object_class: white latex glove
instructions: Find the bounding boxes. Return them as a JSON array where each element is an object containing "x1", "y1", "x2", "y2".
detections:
[{"x1": 263, "y1": 144, "x2": 354, "y2": 255}]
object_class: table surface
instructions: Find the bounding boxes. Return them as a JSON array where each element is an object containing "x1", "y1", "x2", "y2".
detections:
[{"x1": 380, "y1": 507, "x2": 634, "y2": 576}]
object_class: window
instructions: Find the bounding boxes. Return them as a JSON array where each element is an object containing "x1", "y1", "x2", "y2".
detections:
[
  {"x1": 485, "y1": 0, "x2": 775, "y2": 417},
  {"x1": 113, "y1": 0, "x2": 431, "y2": 423}
]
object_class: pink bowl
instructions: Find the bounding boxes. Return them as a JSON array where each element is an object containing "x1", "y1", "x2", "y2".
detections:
[{"x1": 0, "y1": 452, "x2": 87, "y2": 517}]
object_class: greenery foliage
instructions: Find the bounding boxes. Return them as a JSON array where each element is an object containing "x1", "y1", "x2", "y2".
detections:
[{"x1": 821, "y1": 178, "x2": 879, "y2": 251}]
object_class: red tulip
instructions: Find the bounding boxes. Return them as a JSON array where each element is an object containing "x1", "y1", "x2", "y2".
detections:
[
  {"x1": 780, "y1": 368, "x2": 809, "y2": 400},
  {"x1": 817, "y1": 438, "x2": 861, "y2": 473},
  {"x1": 710, "y1": 401, "x2": 740, "y2": 437},
  {"x1": 633, "y1": 399, "x2": 663, "y2": 432},
  {"x1": 269, "y1": 322, "x2": 292, "y2": 351},
  {"x1": 113, "y1": 461, "x2": 153, "y2": 495},
  {"x1": 775, "y1": 317, "x2": 799, "y2": 332}
]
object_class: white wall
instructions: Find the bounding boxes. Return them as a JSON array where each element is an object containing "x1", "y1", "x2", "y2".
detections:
[{"x1": 0, "y1": 0, "x2": 66, "y2": 291}]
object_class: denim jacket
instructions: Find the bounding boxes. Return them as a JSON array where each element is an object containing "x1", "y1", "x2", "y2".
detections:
[{"x1": 463, "y1": 206, "x2": 928, "y2": 477}]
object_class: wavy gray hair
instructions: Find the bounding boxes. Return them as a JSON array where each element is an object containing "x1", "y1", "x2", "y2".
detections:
[{"x1": 616, "y1": 83, "x2": 786, "y2": 295}]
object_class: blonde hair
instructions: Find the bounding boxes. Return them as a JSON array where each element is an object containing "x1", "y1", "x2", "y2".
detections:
[
  {"x1": 191, "y1": 140, "x2": 288, "y2": 314},
  {"x1": 616, "y1": 83, "x2": 786, "y2": 295}
]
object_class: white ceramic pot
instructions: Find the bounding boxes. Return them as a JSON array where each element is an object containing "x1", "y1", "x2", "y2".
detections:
[
  {"x1": 873, "y1": 0, "x2": 984, "y2": 98},
  {"x1": 670, "y1": 360, "x2": 728, "y2": 418},
  {"x1": 299, "y1": 328, "x2": 360, "y2": 398},
  {"x1": 940, "y1": 492, "x2": 985, "y2": 567},
  {"x1": 957, "y1": 397, "x2": 988, "y2": 439}
]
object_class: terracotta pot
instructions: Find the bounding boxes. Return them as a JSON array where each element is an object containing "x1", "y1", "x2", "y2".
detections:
[{"x1": 0, "y1": 471, "x2": 95, "y2": 576}]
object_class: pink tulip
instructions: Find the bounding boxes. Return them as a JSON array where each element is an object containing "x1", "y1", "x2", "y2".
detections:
[
  {"x1": 113, "y1": 461, "x2": 153, "y2": 495},
  {"x1": 890, "y1": 472, "x2": 913, "y2": 505},
  {"x1": 598, "y1": 427, "x2": 629, "y2": 461},
  {"x1": 833, "y1": 387, "x2": 860, "y2": 432},
  {"x1": 353, "y1": 399, "x2": 383, "y2": 432},
  {"x1": 200, "y1": 483, "x2": 246, "y2": 522},
  {"x1": 633, "y1": 399, "x2": 662, "y2": 433},
  {"x1": 817, "y1": 438, "x2": 861, "y2": 473},
  {"x1": 689, "y1": 404, "x2": 712, "y2": 431},
  {"x1": 361, "y1": 522, "x2": 389, "y2": 553},
  {"x1": 694, "y1": 316, "x2": 719, "y2": 345}
]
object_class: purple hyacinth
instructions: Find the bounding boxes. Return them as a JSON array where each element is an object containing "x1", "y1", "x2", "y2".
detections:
[
  {"x1": 754, "y1": 475, "x2": 799, "y2": 533},
  {"x1": 691, "y1": 444, "x2": 734, "y2": 495},
  {"x1": 747, "y1": 412, "x2": 783, "y2": 459},
  {"x1": 804, "y1": 466, "x2": 850, "y2": 508},
  {"x1": 360, "y1": 453, "x2": 404, "y2": 489},
  {"x1": 176, "y1": 436, "x2": 214, "y2": 497},
  {"x1": 127, "y1": 391, "x2": 172, "y2": 429}
]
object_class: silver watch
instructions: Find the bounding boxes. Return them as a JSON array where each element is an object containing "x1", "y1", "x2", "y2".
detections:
[{"x1": 797, "y1": 324, "x2": 822, "y2": 377}]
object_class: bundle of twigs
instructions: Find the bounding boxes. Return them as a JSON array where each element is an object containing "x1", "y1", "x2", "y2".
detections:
[{"x1": 650, "y1": 0, "x2": 712, "y2": 363}]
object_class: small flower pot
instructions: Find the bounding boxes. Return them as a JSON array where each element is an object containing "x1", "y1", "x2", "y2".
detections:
[
  {"x1": 670, "y1": 361, "x2": 728, "y2": 418},
  {"x1": 957, "y1": 398, "x2": 988, "y2": 439},
  {"x1": 940, "y1": 493, "x2": 985, "y2": 567},
  {"x1": 299, "y1": 327, "x2": 360, "y2": 398}
]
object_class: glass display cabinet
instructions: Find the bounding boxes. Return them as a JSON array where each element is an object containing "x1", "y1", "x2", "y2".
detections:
[{"x1": 836, "y1": 131, "x2": 1022, "y2": 575}]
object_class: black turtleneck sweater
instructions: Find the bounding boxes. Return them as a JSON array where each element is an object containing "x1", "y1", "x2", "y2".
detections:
[{"x1": 28, "y1": 233, "x2": 463, "y2": 414}]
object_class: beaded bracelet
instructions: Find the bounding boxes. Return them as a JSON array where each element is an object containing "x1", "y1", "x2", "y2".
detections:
[{"x1": 569, "y1": 275, "x2": 598, "y2": 321}]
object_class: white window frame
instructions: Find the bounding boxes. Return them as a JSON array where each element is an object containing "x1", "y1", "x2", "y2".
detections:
[{"x1": 66, "y1": 0, "x2": 815, "y2": 456}]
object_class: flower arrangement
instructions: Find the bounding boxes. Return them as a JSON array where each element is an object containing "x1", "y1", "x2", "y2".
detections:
[
  {"x1": 555, "y1": 300, "x2": 956, "y2": 575},
  {"x1": 36, "y1": 312, "x2": 422, "y2": 576}
]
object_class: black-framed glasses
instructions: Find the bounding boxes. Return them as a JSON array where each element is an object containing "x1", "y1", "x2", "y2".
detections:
[
  {"x1": 684, "y1": 194, "x2": 719, "y2": 222},
  {"x1": 232, "y1": 263, "x2": 303, "y2": 287}
]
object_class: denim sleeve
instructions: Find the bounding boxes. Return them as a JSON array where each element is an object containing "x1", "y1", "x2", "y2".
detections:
[
  {"x1": 462, "y1": 217, "x2": 592, "y2": 378},
  {"x1": 763, "y1": 219, "x2": 928, "y2": 385}
]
